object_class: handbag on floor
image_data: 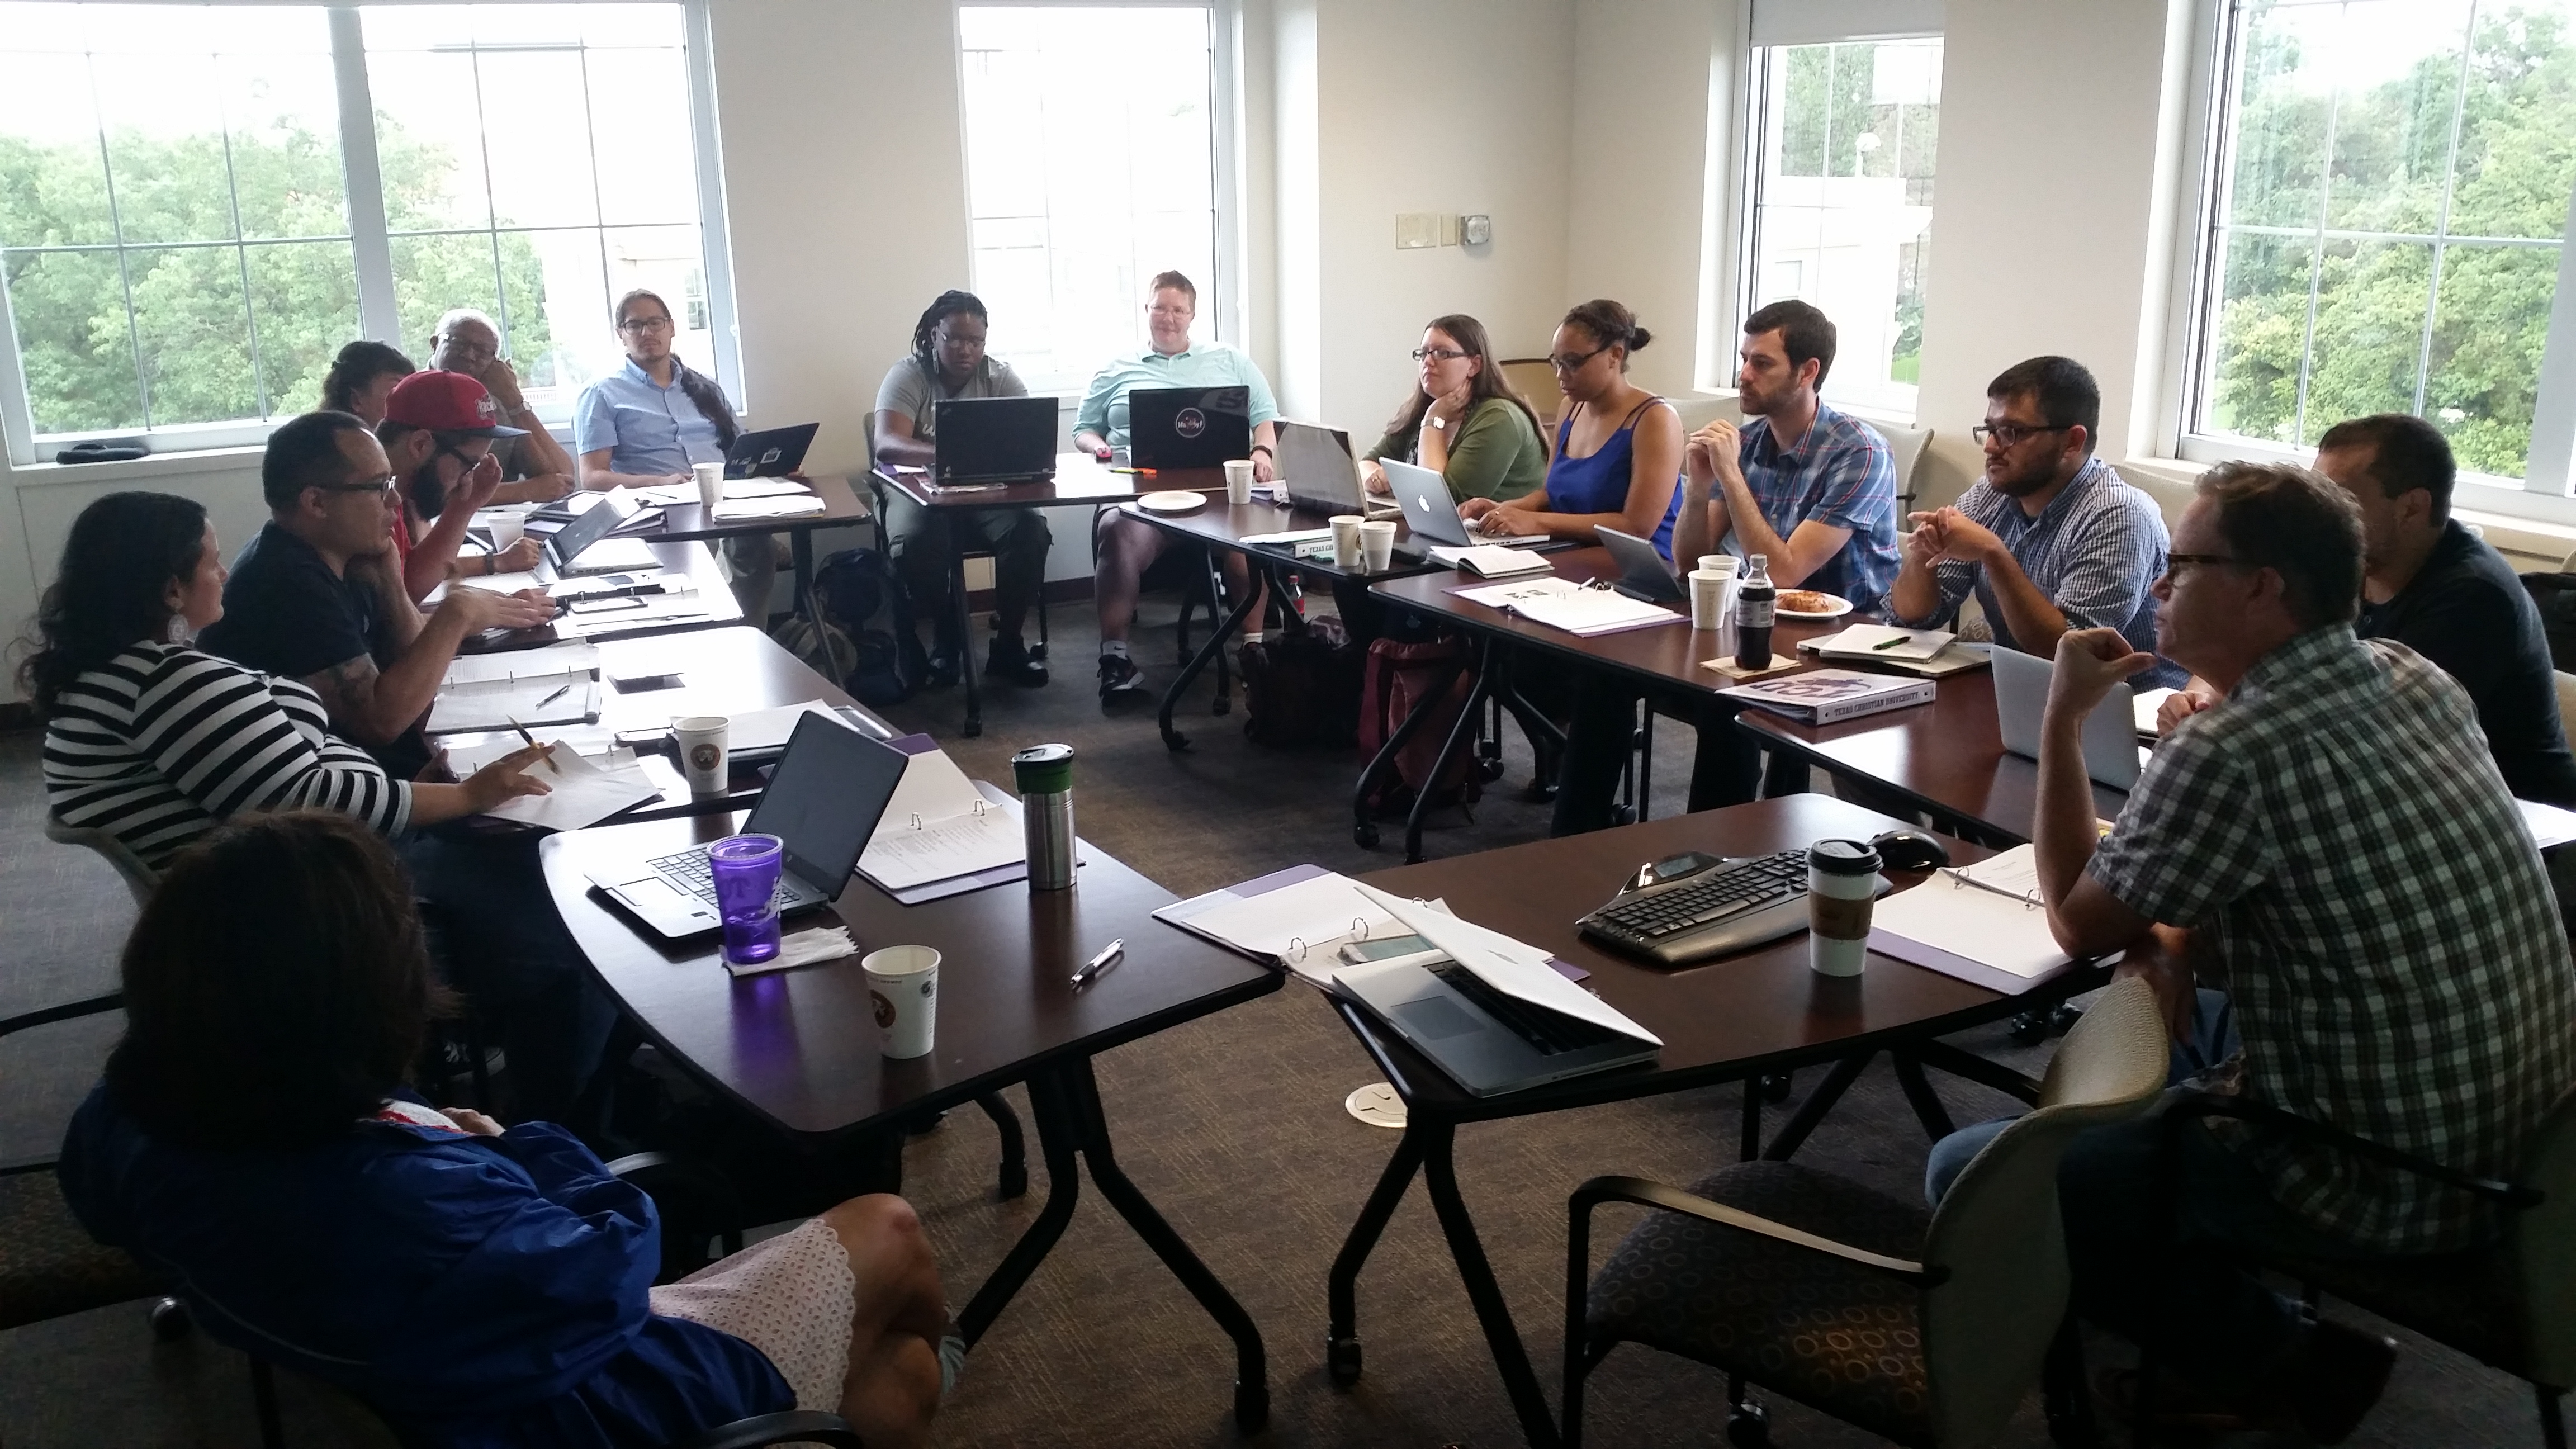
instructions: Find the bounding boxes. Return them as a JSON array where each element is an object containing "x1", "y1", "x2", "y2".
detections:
[
  {"x1": 1237, "y1": 614, "x2": 1362, "y2": 748},
  {"x1": 1357, "y1": 634, "x2": 1482, "y2": 814}
]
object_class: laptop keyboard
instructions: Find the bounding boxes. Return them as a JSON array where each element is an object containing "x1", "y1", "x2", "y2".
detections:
[
  {"x1": 1577, "y1": 850, "x2": 1812, "y2": 966},
  {"x1": 646, "y1": 847, "x2": 719, "y2": 903},
  {"x1": 1427, "y1": 961, "x2": 1629, "y2": 1056}
]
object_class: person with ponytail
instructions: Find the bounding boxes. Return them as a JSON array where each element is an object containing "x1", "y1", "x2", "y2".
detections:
[
  {"x1": 1359, "y1": 313, "x2": 1546, "y2": 505},
  {"x1": 574, "y1": 289, "x2": 782, "y2": 619},
  {"x1": 1456, "y1": 299, "x2": 1683, "y2": 553},
  {"x1": 319, "y1": 340, "x2": 415, "y2": 427},
  {"x1": 870, "y1": 290, "x2": 1051, "y2": 688}
]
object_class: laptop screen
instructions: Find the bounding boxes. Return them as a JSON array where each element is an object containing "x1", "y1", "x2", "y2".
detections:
[
  {"x1": 546, "y1": 489, "x2": 639, "y2": 568},
  {"x1": 743, "y1": 713, "x2": 910, "y2": 888}
]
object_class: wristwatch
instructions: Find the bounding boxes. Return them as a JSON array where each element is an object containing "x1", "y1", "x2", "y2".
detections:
[{"x1": 1426, "y1": 414, "x2": 1447, "y2": 432}]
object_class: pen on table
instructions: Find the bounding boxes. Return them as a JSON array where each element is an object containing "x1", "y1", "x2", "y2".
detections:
[
  {"x1": 1108, "y1": 466, "x2": 1147, "y2": 475},
  {"x1": 535, "y1": 680, "x2": 573, "y2": 707},
  {"x1": 506, "y1": 716, "x2": 561, "y2": 774},
  {"x1": 1071, "y1": 938, "x2": 1125, "y2": 987},
  {"x1": 1871, "y1": 634, "x2": 1912, "y2": 651}
]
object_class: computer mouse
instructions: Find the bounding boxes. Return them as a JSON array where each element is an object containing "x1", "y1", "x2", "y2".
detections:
[{"x1": 1869, "y1": 828, "x2": 1950, "y2": 872}]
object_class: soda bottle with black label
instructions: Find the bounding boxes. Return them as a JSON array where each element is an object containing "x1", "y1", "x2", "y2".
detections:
[{"x1": 1735, "y1": 553, "x2": 1776, "y2": 670}]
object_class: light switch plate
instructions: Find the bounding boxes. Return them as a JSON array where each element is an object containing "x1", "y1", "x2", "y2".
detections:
[{"x1": 1462, "y1": 214, "x2": 1492, "y2": 245}]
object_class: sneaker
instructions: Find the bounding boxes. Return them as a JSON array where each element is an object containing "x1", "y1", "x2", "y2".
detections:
[
  {"x1": 922, "y1": 643, "x2": 960, "y2": 690},
  {"x1": 1097, "y1": 652, "x2": 1148, "y2": 703},
  {"x1": 987, "y1": 634, "x2": 1049, "y2": 688}
]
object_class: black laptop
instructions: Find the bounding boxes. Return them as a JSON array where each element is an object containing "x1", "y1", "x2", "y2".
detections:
[
  {"x1": 932, "y1": 396, "x2": 1058, "y2": 484},
  {"x1": 1128, "y1": 386, "x2": 1251, "y2": 470},
  {"x1": 724, "y1": 422, "x2": 819, "y2": 480}
]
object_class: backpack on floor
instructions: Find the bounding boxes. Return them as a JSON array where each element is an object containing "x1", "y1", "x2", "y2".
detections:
[
  {"x1": 1357, "y1": 634, "x2": 1482, "y2": 815},
  {"x1": 806, "y1": 547, "x2": 928, "y2": 707},
  {"x1": 1236, "y1": 615, "x2": 1363, "y2": 748}
]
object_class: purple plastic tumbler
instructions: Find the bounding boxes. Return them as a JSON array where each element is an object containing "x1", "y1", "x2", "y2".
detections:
[{"x1": 708, "y1": 834, "x2": 786, "y2": 966}]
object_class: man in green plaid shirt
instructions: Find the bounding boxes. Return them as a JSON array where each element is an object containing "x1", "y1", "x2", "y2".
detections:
[{"x1": 2024, "y1": 460, "x2": 2575, "y2": 1442}]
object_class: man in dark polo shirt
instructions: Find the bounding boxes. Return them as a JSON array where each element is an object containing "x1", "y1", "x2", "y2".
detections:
[
  {"x1": 2160, "y1": 414, "x2": 2576, "y2": 806},
  {"x1": 200, "y1": 410, "x2": 549, "y2": 778}
]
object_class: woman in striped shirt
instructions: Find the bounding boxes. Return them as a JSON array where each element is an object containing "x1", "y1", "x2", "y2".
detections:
[{"x1": 23, "y1": 491, "x2": 551, "y2": 870}]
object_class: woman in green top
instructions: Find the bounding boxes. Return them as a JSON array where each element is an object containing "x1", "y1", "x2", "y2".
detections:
[{"x1": 1360, "y1": 313, "x2": 1547, "y2": 504}]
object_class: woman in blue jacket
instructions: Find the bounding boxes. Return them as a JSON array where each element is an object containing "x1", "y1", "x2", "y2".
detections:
[{"x1": 58, "y1": 811, "x2": 955, "y2": 1448}]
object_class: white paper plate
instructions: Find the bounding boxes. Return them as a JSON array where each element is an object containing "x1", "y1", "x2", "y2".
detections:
[
  {"x1": 1136, "y1": 491, "x2": 1208, "y2": 514},
  {"x1": 1774, "y1": 591, "x2": 1854, "y2": 619}
]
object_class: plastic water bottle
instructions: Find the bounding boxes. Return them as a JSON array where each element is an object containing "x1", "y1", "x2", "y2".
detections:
[{"x1": 1736, "y1": 553, "x2": 1777, "y2": 670}]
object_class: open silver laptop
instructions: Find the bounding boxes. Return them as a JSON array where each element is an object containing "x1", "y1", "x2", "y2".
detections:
[
  {"x1": 1381, "y1": 457, "x2": 1546, "y2": 555},
  {"x1": 1331, "y1": 887, "x2": 1660, "y2": 1098},
  {"x1": 1597, "y1": 525, "x2": 1685, "y2": 603},
  {"x1": 1992, "y1": 646, "x2": 2147, "y2": 790},
  {"x1": 585, "y1": 713, "x2": 908, "y2": 937}
]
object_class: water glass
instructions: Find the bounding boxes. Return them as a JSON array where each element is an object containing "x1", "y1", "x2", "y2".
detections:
[{"x1": 709, "y1": 833, "x2": 786, "y2": 966}]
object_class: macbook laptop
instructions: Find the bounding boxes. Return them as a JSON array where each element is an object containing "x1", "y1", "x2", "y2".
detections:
[
  {"x1": 1330, "y1": 886, "x2": 1660, "y2": 1098},
  {"x1": 1992, "y1": 645, "x2": 2147, "y2": 790},
  {"x1": 1381, "y1": 457, "x2": 1546, "y2": 555},
  {"x1": 584, "y1": 712, "x2": 908, "y2": 938},
  {"x1": 1596, "y1": 525, "x2": 1685, "y2": 603},
  {"x1": 932, "y1": 396, "x2": 1058, "y2": 484},
  {"x1": 1129, "y1": 386, "x2": 1251, "y2": 470},
  {"x1": 723, "y1": 422, "x2": 819, "y2": 480}
]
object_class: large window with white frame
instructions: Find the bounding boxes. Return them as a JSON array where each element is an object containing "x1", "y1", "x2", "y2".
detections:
[
  {"x1": 955, "y1": 3, "x2": 1224, "y2": 395},
  {"x1": 0, "y1": 0, "x2": 734, "y2": 462},
  {"x1": 1730, "y1": 15, "x2": 1942, "y2": 420},
  {"x1": 2177, "y1": 0, "x2": 2576, "y2": 504}
]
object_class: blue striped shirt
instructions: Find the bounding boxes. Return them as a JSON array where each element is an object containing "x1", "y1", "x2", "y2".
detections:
[
  {"x1": 1736, "y1": 403, "x2": 1901, "y2": 614},
  {"x1": 1903, "y1": 457, "x2": 2182, "y2": 688}
]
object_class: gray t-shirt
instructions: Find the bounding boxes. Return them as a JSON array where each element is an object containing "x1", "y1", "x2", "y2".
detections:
[{"x1": 873, "y1": 355, "x2": 1029, "y2": 442}]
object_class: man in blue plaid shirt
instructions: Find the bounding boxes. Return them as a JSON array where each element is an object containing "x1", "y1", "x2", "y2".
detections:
[
  {"x1": 1887, "y1": 356, "x2": 2182, "y2": 688},
  {"x1": 2017, "y1": 461, "x2": 2576, "y2": 1442}
]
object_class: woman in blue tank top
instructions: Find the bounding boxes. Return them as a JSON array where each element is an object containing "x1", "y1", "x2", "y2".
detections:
[{"x1": 1459, "y1": 299, "x2": 1684, "y2": 557}]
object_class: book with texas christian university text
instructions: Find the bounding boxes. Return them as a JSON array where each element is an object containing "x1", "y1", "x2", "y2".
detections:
[{"x1": 1715, "y1": 668, "x2": 1936, "y2": 725}]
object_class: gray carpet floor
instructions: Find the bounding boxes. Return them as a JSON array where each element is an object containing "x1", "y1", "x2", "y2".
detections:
[{"x1": 0, "y1": 598, "x2": 2542, "y2": 1447}]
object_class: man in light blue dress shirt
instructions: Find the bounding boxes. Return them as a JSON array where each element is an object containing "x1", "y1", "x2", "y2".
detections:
[{"x1": 1071, "y1": 271, "x2": 1280, "y2": 703}]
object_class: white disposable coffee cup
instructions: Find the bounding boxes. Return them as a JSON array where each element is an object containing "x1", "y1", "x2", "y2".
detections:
[
  {"x1": 671, "y1": 714, "x2": 730, "y2": 797},
  {"x1": 1358, "y1": 519, "x2": 1397, "y2": 571},
  {"x1": 1223, "y1": 457, "x2": 1256, "y2": 505},
  {"x1": 862, "y1": 944, "x2": 941, "y2": 1059},
  {"x1": 486, "y1": 511, "x2": 526, "y2": 551},
  {"x1": 1330, "y1": 514, "x2": 1366, "y2": 568},
  {"x1": 1699, "y1": 555, "x2": 1736, "y2": 577},
  {"x1": 692, "y1": 460, "x2": 725, "y2": 509},
  {"x1": 1807, "y1": 840, "x2": 1883, "y2": 977},
  {"x1": 1689, "y1": 569, "x2": 1729, "y2": 631}
]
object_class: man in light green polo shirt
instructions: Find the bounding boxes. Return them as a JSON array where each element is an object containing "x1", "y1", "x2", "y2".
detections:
[{"x1": 1073, "y1": 270, "x2": 1280, "y2": 703}]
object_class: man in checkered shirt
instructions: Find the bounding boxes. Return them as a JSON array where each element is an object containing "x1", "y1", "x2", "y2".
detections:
[
  {"x1": 1886, "y1": 356, "x2": 2184, "y2": 688},
  {"x1": 2024, "y1": 460, "x2": 2576, "y2": 1441}
]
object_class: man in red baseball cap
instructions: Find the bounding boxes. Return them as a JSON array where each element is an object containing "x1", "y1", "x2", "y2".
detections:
[{"x1": 376, "y1": 370, "x2": 541, "y2": 602}]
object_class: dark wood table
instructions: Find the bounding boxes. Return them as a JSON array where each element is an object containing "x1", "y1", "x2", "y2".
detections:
[
  {"x1": 1328, "y1": 794, "x2": 2106, "y2": 1447},
  {"x1": 460, "y1": 538, "x2": 745, "y2": 652},
  {"x1": 1120, "y1": 493, "x2": 1453, "y2": 751},
  {"x1": 539, "y1": 818, "x2": 1282, "y2": 1427},
  {"x1": 867, "y1": 453, "x2": 1224, "y2": 738},
  {"x1": 438, "y1": 626, "x2": 889, "y2": 821},
  {"x1": 621, "y1": 474, "x2": 869, "y2": 627}
]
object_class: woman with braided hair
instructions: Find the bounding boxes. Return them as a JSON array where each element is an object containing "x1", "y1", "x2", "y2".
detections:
[
  {"x1": 574, "y1": 288, "x2": 783, "y2": 621},
  {"x1": 870, "y1": 289, "x2": 1051, "y2": 689}
]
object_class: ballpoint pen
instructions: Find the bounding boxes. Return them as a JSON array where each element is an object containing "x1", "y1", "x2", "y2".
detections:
[
  {"x1": 535, "y1": 680, "x2": 573, "y2": 707},
  {"x1": 1071, "y1": 938, "x2": 1125, "y2": 987},
  {"x1": 506, "y1": 716, "x2": 562, "y2": 774},
  {"x1": 1871, "y1": 634, "x2": 1912, "y2": 650}
]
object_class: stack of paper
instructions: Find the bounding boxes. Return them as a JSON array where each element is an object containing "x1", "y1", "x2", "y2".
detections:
[
  {"x1": 1803, "y1": 623, "x2": 1954, "y2": 660},
  {"x1": 858, "y1": 747, "x2": 1025, "y2": 892},
  {"x1": 427, "y1": 671, "x2": 599, "y2": 733},
  {"x1": 711, "y1": 495, "x2": 827, "y2": 521},
  {"x1": 443, "y1": 641, "x2": 599, "y2": 688},
  {"x1": 442, "y1": 724, "x2": 622, "y2": 776},
  {"x1": 475, "y1": 744, "x2": 661, "y2": 832},
  {"x1": 1868, "y1": 845, "x2": 2110, "y2": 992},
  {"x1": 1454, "y1": 576, "x2": 1682, "y2": 636},
  {"x1": 554, "y1": 584, "x2": 714, "y2": 637}
]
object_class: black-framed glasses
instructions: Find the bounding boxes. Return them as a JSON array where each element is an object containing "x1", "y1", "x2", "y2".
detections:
[
  {"x1": 1971, "y1": 421, "x2": 2075, "y2": 448},
  {"x1": 1546, "y1": 345, "x2": 1607, "y2": 372},
  {"x1": 618, "y1": 314, "x2": 675, "y2": 333},
  {"x1": 2158, "y1": 552, "x2": 2245, "y2": 583},
  {"x1": 315, "y1": 473, "x2": 397, "y2": 499},
  {"x1": 1412, "y1": 346, "x2": 1470, "y2": 362}
]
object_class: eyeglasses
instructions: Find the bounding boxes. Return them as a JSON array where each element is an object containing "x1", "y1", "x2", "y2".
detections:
[
  {"x1": 618, "y1": 315, "x2": 675, "y2": 334},
  {"x1": 1971, "y1": 422, "x2": 2075, "y2": 448},
  {"x1": 2158, "y1": 552, "x2": 2245, "y2": 584},
  {"x1": 1547, "y1": 345, "x2": 1608, "y2": 373},
  {"x1": 315, "y1": 473, "x2": 397, "y2": 499},
  {"x1": 1412, "y1": 347, "x2": 1470, "y2": 363},
  {"x1": 439, "y1": 335, "x2": 498, "y2": 363}
]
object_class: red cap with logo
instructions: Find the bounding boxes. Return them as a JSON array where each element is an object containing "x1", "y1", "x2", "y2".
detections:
[{"x1": 383, "y1": 370, "x2": 527, "y2": 438}]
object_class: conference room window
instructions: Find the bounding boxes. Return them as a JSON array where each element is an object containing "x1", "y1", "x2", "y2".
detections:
[
  {"x1": 2177, "y1": 0, "x2": 2576, "y2": 503},
  {"x1": 956, "y1": 5, "x2": 1223, "y2": 394},
  {"x1": 1736, "y1": 35, "x2": 1942, "y2": 420},
  {"x1": 0, "y1": 0, "x2": 735, "y2": 461}
]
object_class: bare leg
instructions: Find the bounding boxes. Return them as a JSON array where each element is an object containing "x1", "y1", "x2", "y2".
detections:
[
  {"x1": 819, "y1": 1195, "x2": 949, "y2": 1449},
  {"x1": 1092, "y1": 513, "x2": 1169, "y2": 646}
]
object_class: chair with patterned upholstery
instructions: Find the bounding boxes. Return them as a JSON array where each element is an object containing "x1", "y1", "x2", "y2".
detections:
[{"x1": 1561, "y1": 976, "x2": 2168, "y2": 1448}]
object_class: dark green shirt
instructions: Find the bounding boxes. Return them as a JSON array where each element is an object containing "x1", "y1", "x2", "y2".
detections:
[{"x1": 1368, "y1": 396, "x2": 1546, "y2": 504}]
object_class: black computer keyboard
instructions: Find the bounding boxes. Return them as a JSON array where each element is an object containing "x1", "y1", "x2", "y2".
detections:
[
  {"x1": 1576, "y1": 849, "x2": 1812, "y2": 966},
  {"x1": 645, "y1": 847, "x2": 718, "y2": 902},
  {"x1": 1428, "y1": 962, "x2": 1630, "y2": 1055}
]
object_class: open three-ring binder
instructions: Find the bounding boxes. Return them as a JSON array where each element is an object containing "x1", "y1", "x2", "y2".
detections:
[{"x1": 1867, "y1": 844, "x2": 2115, "y2": 992}]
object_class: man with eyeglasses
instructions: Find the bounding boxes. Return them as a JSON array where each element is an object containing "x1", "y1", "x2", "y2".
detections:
[
  {"x1": 200, "y1": 410, "x2": 552, "y2": 780},
  {"x1": 1072, "y1": 270, "x2": 1279, "y2": 703},
  {"x1": 1888, "y1": 355, "x2": 2181, "y2": 687},
  {"x1": 1942, "y1": 460, "x2": 2575, "y2": 1442},
  {"x1": 375, "y1": 371, "x2": 544, "y2": 603},
  {"x1": 430, "y1": 309, "x2": 579, "y2": 504}
]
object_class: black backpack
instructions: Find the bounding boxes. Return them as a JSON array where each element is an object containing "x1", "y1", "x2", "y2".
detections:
[{"x1": 809, "y1": 548, "x2": 928, "y2": 706}]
